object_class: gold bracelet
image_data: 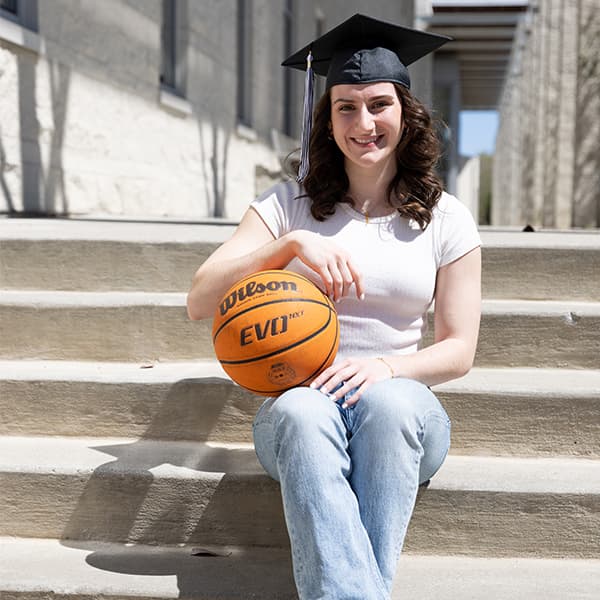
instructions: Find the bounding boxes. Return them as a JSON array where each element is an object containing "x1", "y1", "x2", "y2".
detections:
[{"x1": 376, "y1": 357, "x2": 394, "y2": 378}]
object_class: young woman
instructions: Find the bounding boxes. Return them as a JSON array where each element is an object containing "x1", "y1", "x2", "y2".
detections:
[{"x1": 187, "y1": 14, "x2": 481, "y2": 600}]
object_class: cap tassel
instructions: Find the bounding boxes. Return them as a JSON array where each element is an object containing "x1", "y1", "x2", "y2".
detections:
[{"x1": 296, "y1": 50, "x2": 314, "y2": 183}]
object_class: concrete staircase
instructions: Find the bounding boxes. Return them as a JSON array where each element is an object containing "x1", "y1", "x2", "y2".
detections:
[{"x1": 1, "y1": 218, "x2": 599, "y2": 599}]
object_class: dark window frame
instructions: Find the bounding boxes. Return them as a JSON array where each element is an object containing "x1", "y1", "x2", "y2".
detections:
[
  {"x1": 160, "y1": 0, "x2": 187, "y2": 98},
  {"x1": 1, "y1": 0, "x2": 38, "y2": 29},
  {"x1": 236, "y1": 0, "x2": 253, "y2": 127}
]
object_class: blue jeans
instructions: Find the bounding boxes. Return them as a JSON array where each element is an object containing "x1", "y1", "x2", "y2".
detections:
[{"x1": 252, "y1": 377, "x2": 451, "y2": 600}]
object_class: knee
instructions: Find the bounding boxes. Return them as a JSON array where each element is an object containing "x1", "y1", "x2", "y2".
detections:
[
  {"x1": 358, "y1": 378, "x2": 441, "y2": 437},
  {"x1": 266, "y1": 386, "x2": 339, "y2": 436}
]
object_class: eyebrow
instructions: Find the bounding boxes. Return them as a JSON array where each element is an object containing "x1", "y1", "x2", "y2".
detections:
[{"x1": 332, "y1": 94, "x2": 395, "y2": 104}]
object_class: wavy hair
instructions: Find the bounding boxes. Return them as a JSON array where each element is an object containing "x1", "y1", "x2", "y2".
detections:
[{"x1": 293, "y1": 84, "x2": 444, "y2": 230}]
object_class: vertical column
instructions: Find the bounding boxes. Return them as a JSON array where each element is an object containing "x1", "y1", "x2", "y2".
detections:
[
  {"x1": 541, "y1": 0, "x2": 562, "y2": 227},
  {"x1": 492, "y1": 78, "x2": 514, "y2": 225},
  {"x1": 573, "y1": 0, "x2": 600, "y2": 227},
  {"x1": 531, "y1": 1, "x2": 547, "y2": 227},
  {"x1": 519, "y1": 14, "x2": 536, "y2": 226},
  {"x1": 554, "y1": 0, "x2": 578, "y2": 228}
]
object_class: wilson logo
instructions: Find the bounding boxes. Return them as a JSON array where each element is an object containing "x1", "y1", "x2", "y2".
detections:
[{"x1": 219, "y1": 279, "x2": 298, "y2": 316}]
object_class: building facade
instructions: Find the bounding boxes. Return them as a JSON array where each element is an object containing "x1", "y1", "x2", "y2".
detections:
[
  {"x1": 1, "y1": 0, "x2": 431, "y2": 221},
  {"x1": 493, "y1": 0, "x2": 600, "y2": 228}
]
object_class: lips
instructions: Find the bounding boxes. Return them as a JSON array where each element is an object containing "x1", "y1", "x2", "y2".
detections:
[{"x1": 351, "y1": 135, "x2": 382, "y2": 146}]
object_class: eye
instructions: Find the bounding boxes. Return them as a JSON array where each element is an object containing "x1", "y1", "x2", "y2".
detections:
[
  {"x1": 371, "y1": 100, "x2": 391, "y2": 110},
  {"x1": 337, "y1": 104, "x2": 355, "y2": 112}
]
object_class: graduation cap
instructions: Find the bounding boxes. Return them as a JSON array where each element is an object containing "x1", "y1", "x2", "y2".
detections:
[{"x1": 282, "y1": 13, "x2": 451, "y2": 182}]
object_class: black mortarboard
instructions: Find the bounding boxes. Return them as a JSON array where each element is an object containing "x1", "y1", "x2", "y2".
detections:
[{"x1": 282, "y1": 13, "x2": 451, "y2": 181}]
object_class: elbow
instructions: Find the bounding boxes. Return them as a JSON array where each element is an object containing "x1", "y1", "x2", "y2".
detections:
[
  {"x1": 186, "y1": 297, "x2": 200, "y2": 321},
  {"x1": 448, "y1": 339, "x2": 477, "y2": 380},
  {"x1": 454, "y1": 358, "x2": 474, "y2": 379},
  {"x1": 455, "y1": 345, "x2": 477, "y2": 378},
  {"x1": 186, "y1": 292, "x2": 207, "y2": 321}
]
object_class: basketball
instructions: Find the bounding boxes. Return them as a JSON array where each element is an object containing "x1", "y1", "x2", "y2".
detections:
[{"x1": 212, "y1": 269, "x2": 339, "y2": 395}]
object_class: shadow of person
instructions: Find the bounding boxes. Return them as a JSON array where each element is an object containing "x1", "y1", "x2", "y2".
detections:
[
  {"x1": 57, "y1": 371, "x2": 431, "y2": 597},
  {"x1": 58, "y1": 374, "x2": 294, "y2": 597},
  {"x1": 85, "y1": 542, "x2": 297, "y2": 599}
]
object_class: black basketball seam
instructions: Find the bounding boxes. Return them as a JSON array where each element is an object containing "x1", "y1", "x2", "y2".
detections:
[
  {"x1": 212, "y1": 296, "x2": 333, "y2": 343},
  {"x1": 231, "y1": 307, "x2": 340, "y2": 395},
  {"x1": 218, "y1": 305, "x2": 336, "y2": 365},
  {"x1": 294, "y1": 312, "x2": 340, "y2": 388}
]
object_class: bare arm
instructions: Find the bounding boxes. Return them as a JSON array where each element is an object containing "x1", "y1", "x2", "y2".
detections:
[
  {"x1": 187, "y1": 207, "x2": 364, "y2": 320},
  {"x1": 388, "y1": 245, "x2": 482, "y2": 384},
  {"x1": 313, "y1": 246, "x2": 482, "y2": 403}
]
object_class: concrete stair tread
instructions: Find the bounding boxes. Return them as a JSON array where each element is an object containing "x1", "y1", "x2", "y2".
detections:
[
  {"x1": 0, "y1": 218, "x2": 237, "y2": 242},
  {"x1": 440, "y1": 365, "x2": 600, "y2": 396},
  {"x1": 0, "y1": 289, "x2": 187, "y2": 306},
  {"x1": 3, "y1": 293, "x2": 597, "y2": 367},
  {"x1": 3, "y1": 218, "x2": 599, "y2": 248},
  {"x1": 0, "y1": 358, "x2": 227, "y2": 382},
  {"x1": 0, "y1": 436, "x2": 262, "y2": 477},
  {"x1": 2, "y1": 359, "x2": 600, "y2": 394},
  {"x1": 479, "y1": 228, "x2": 600, "y2": 249},
  {"x1": 3, "y1": 289, "x2": 600, "y2": 312},
  {"x1": 1, "y1": 435, "x2": 599, "y2": 494},
  {"x1": 3, "y1": 221, "x2": 597, "y2": 301},
  {"x1": 2, "y1": 362, "x2": 599, "y2": 456},
  {"x1": 1, "y1": 537, "x2": 599, "y2": 600}
]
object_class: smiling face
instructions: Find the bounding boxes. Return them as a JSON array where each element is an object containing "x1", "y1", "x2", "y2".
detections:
[{"x1": 329, "y1": 81, "x2": 404, "y2": 176}]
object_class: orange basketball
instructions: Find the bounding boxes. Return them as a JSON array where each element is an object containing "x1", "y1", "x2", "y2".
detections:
[{"x1": 212, "y1": 269, "x2": 339, "y2": 396}]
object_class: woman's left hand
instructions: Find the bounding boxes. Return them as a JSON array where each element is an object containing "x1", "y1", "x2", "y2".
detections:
[{"x1": 309, "y1": 357, "x2": 394, "y2": 408}]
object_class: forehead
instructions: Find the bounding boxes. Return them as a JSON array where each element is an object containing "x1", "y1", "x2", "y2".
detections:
[{"x1": 330, "y1": 81, "x2": 398, "y2": 101}]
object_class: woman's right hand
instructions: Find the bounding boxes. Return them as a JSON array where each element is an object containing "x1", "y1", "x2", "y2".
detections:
[
  {"x1": 187, "y1": 209, "x2": 364, "y2": 321},
  {"x1": 287, "y1": 230, "x2": 364, "y2": 302}
]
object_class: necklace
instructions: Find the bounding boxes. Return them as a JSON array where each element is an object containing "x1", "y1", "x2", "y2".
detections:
[{"x1": 346, "y1": 194, "x2": 394, "y2": 224}]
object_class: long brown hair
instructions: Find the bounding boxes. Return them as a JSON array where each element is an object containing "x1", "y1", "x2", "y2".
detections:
[{"x1": 296, "y1": 84, "x2": 444, "y2": 230}]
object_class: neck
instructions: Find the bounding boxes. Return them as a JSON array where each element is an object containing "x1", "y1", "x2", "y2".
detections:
[{"x1": 345, "y1": 159, "x2": 397, "y2": 216}]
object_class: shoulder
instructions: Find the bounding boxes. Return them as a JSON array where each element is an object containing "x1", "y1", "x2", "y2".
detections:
[
  {"x1": 250, "y1": 179, "x2": 312, "y2": 237},
  {"x1": 254, "y1": 179, "x2": 305, "y2": 206},
  {"x1": 431, "y1": 191, "x2": 481, "y2": 267},
  {"x1": 433, "y1": 191, "x2": 473, "y2": 219}
]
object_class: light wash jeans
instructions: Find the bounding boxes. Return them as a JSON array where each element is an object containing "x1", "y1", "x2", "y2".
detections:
[{"x1": 252, "y1": 377, "x2": 451, "y2": 600}]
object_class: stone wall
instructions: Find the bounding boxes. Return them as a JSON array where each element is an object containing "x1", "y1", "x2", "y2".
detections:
[
  {"x1": 0, "y1": 0, "x2": 422, "y2": 221},
  {"x1": 493, "y1": 0, "x2": 600, "y2": 228}
]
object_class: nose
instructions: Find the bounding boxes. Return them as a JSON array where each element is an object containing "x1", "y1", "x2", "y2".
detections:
[{"x1": 355, "y1": 105, "x2": 375, "y2": 132}]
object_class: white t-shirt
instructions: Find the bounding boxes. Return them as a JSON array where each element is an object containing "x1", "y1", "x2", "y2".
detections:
[{"x1": 251, "y1": 180, "x2": 481, "y2": 360}]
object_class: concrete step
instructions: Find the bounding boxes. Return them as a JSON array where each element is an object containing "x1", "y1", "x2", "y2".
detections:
[
  {"x1": 1, "y1": 436, "x2": 599, "y2": 557},
  {"x1": 1, "y1": 292, "x2": 599, "y2": 367},
  {"x1": 2, "y1": 220, "x2": 599, "y2": 300},
  {"x1": 1, "y1": 537, "x2": 599, "y2": 600},
  {"x1": 479, "y1": 229, "x2": 600, "y2": 301},
  {"x1": 0, "y1": 219, "x2": 234, "y2": 293},
  {"x1": 2, "y1": 361, "x2": 599, "y2": 457}
]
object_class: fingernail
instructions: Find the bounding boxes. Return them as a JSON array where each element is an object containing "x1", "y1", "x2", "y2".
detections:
[
  {"x1": 319, "y1": 386, "x2": 328, "y2": 394},
  {"x1": 359, "y1": 293, "x2": 365, "y2": 301},
  {"x1": 341, "y1": 402, "x2": 348, "y2": 409},
  {"x1": 309, "y1": 381, "x2": 317, "y2": 388}
]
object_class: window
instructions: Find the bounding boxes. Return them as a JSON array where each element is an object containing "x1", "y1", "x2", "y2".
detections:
[
  {"x1": 282, "y1": 0, "x2": 295, "y2": 137},
  {"x1": 1, "y1": 0, "x2": 37, "y2": 29},
  {"x1": 0, "y1": 0, "x2": 18, "y2": 16},
  {"x1": 160, "y1": 0, "x2": 187, "y2": 97},
  {"x1": 0, "y1": 0, "x2": 40, "y2": 50},
  {"x1": 236, "y1": 0, "x2": 253, "y2": 127}
]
